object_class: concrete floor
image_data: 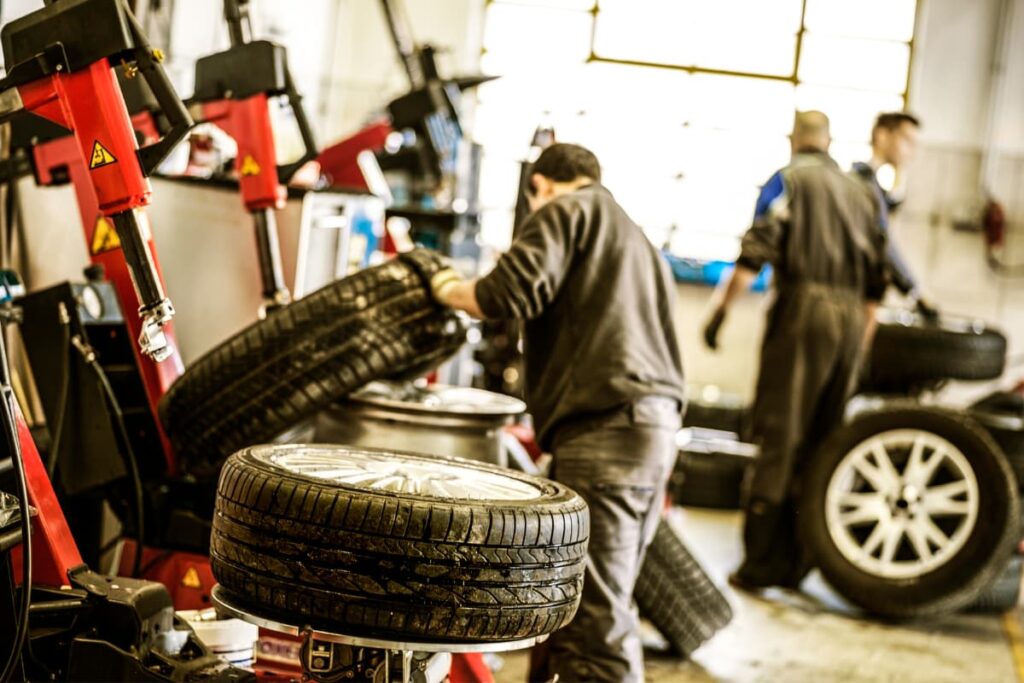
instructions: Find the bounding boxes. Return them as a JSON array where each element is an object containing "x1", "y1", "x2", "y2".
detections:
[{"x1": 491, "y1": 508, "x2": 1022, "y2": 683}]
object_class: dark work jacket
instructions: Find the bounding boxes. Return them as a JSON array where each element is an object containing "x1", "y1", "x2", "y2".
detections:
[
  {"x1": 850, "y1": 161, "x2": 918, "y2": 295},
  {"x1": 475, "y1": 183, "x2": 685, "y2": 450},
  {"x1": 739, "y1": 152, "x2": 888, "y2": 301}
]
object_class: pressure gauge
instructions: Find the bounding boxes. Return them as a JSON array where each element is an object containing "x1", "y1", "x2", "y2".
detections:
[{"x1": 80, "y1": 285, "x2": 103, "y2": 320}]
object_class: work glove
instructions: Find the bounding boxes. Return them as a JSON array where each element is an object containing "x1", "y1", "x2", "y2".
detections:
[
  {"x1": 703, "y1": 307, "x2": 726, "y2": 350},
  {"x1": 915, "y1": 296, "x2": 939, "y2": 322},
  {"x1": 430, "y1": 267, "x2": 464, "y2": 306}
]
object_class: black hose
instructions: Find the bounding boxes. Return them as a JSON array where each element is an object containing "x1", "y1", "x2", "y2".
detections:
[
  {"x1": 0, "y1": 317, "x2": 31, "y2": 683},
  {"x1": 45, "y1": 305, "x2": 71, "y2": 478},
  {"x1": 72, "y1": 338, "x2": 145, "y2": 578}
]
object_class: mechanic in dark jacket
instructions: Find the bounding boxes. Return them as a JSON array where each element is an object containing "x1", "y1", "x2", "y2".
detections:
[
  {"x1": 430, "y1": 143, "x2": 685, "y2": 683},
  {"x1": 703, "y1": 112, "x2": 888, "y2": 590},
  {"x1": 851, "y1": 111, "x2": 937, "y2": 316}
]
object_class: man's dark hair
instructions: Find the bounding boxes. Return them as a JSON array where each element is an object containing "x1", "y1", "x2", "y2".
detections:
[
  {"x1": 531, "y1": 143, "x2": 602, "y2": 184},
  {"x1": 872, "y1": 111, "x2": 921, "y2": 142}
]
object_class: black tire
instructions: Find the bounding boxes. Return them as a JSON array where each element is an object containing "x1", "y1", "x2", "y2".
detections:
[
  {"x1": 159, "y1": 250, "x2": 466, "y2": 478},
  {"x1": 670, "y1": 437, "x2": 754, "y2": 510},
  {"x1": 210, "y1": 444, "x2": 589, "y2": 643},
  {"x1": 868, "y1": 311, "x2": 1006, "y2": 387},
  {"x1": 635, "y1": 518, "x2": 732, "y2": 658},
  {"x1": 801, "y1": 405, "x2": 1019, "y2": 619},
  {"x1": 967, "y1": 556, "x2": 1022, "y2": 613},
  {"x1": 682, "y1": 400, "x2": 749, "y2": 435}
]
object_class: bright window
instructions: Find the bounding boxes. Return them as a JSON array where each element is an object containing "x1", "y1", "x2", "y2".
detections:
[{"x1": 473, "y1": 0, "x2": 917, "y2": 258}]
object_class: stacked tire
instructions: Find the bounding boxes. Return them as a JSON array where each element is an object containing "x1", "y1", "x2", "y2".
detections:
[
  {"x1": 865, "y1": 310, "x2": 1006, "y2": 392},
  {"x1": 160, "y1": 249, "x2": 467, "y2": 479}
]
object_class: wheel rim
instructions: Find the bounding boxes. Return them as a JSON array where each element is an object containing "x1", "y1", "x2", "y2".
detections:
[
  {"x1": 260, "y1": 446, "x2": 542, "y2": 501},
  {"x1": 825, "y1": 428, "x2": 980, "y2": 580}
]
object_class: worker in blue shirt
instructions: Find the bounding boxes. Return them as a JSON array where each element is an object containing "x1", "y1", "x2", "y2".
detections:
[
  {"x1": 851, "y1": 111, "x2": 937, "y2": 317},
  {"x1": 703, "y1": 112, "x2": 888, "y2": 590}
]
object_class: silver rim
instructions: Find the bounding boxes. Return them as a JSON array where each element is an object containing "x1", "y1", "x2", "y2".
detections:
[
  {"x1": 825, "y1": 429, "x2": 979, "y2": 580},
  {"x1": 259, "y1": 447, "x2": 542, "y2": 501}
]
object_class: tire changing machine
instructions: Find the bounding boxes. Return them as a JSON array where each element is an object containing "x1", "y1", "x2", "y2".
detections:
[{"x1": 0, "y1": 0, "x2": 253, "y2": 679}]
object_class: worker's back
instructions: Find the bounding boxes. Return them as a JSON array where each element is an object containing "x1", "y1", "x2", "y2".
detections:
[
  {"x1": 740, "y1": 152, "x2": 886, "y2": 298},
  {"x1": 478, "y1": 183, "x2": 685, "y2": 449}
]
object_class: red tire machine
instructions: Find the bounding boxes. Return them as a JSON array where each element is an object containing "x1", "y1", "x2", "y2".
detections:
[
  {"x1": 187, "y1": 0, "x2": 318, "y2": 315},
  {"x1": 0, "y1": 0, "x2": 253, "y2": 679}
]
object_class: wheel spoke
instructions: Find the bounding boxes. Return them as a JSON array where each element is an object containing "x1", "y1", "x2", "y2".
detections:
[
  {"x1": 862, "y1": 519, "x2": 890, "y2": 557},
  {"x1": 837, "y1": 492, "x2": 887, "y2": 526},
  {"x1": 879, "y1": 520, "x2": 904, "y2": 564},
  {"x1": 922, "y1": 480, "x2": 972, "y2": 516},
  {"x1": 871, "y1": 443, "x2": 903, "y2": 489},
  {"x1": 919, "y1": 515, "x2": 951, "y2": 550},
  {"x1": 904, "y1": 521, "x2": 934, "y2": 562},
  {"x1": 914, "y1": 447, "x2": 946, "y2": 489},
  {"x1": 853, "y1": 455, "x2": 893, "y2": 495},
  {"x1": 902, "y1": 436, "x2": 926, "y2": 483}
]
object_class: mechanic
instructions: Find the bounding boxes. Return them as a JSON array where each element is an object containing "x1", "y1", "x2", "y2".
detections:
[
  {"x1": 703, "y1": 111, "x2": 888, "y2": 591},
  {"x1": 429, "y1": 142, "x2": 685, "y2": 683},
  {"x1": 851, "y1": 111, "x2": 936, "y2": 316}
]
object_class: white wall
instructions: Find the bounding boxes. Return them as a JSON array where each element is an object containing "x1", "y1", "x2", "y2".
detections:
[{"x1": 320, "y1": 0, "x2": 485, "y2": 142}]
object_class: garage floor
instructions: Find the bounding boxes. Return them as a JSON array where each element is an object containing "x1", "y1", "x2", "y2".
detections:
[{"x1": 492, "y1": 508, "x2": 1022, "y2": 683}]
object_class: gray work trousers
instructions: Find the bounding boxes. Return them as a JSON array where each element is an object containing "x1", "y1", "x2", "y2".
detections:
[
  {"x1": 738, "y1": 285, "x2": 866, "y2": 586},
  {"x1": 530, "y1": 396, "x2": 680, "y2": 683}
]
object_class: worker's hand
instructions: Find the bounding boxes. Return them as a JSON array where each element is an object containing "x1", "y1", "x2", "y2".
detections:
[
  {"x1": 703, "y1": 307, "x2": 727, "y2": 350},
  {"x1": 430, "y1": 267, "x2": 464, "y2": 306},
  {"x1": 915, "y1": 297, "x2": 939, "y2": 322}
]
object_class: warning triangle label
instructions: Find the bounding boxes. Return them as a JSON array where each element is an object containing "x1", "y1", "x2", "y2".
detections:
[
  {"x1": 90, "y1": 217, "x2": 121, "y2": 255},
  {"x1": 181, "y1": 566, "x2": 203, "y2": 589},
  {"x1": 89, "y1": 140, "x2": 117, "y2": 169},
  {"x1": 240, "y1": 154, "x2": 261, "y2": 177}
]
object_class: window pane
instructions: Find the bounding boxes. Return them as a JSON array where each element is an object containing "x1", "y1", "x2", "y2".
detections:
[
  {"x1": 804, "y1": 0, "x2": 916, "y2": 42},
  {"x1": 482, "y1": 3, "x2": 592, "y2": 74},
  {"x1": 595, "y1": 0, "x2": 802, "y2": 76},
  {"x1": 798, "y1": 33, "x2": 910, "y2": 92},
  {"x1": 688, "y1": 75, "x2": 795, "y2": 134},
  {"x1": 796, "y1": 84, "x2": 904, "y2": 142},
  {"x1": 827, "y1": 140, "x2": 873, "y2": 173}
]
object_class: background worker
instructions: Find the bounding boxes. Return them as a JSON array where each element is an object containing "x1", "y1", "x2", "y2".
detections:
[
  {"x1": 428, "y1": 142, "x2": 685, "y2": 683},
  {"x1": 703, "y1": 111, "x2": 888, "y2": 590},
  {"x1": 851, "y1": 111, "x2": 937, "y2": 316}
]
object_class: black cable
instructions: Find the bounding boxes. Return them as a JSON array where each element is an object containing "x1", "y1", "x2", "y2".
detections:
[
  {"x1": 45, "y1": 304, "x2": 71, "y2": 478},
  {"x1": 0, "y1": 313, "x2": 31, "y2": 683},
  {"x1": 71, "y1": 337, "x2": 145, "y2": 578}
]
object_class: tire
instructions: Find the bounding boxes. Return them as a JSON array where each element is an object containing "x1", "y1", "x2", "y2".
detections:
[
  {"x1": 210, "y1": 444, "x2": 589, "y2": 643},
  {"x1": 635, "y1": 519, "x2": 732, "y2": 658},
  {"x1": 682, "y1": 400, "x2": 749, "y2": 435},
  {"x1": 801, "y1": 405, "x2": 1019, "y2": 619},
  {"x1": 670, "y1": 433, "x2": 756, "y2": 510},
  {"x1": 159, "y1": 250, "x2": 467, "y2": 478},
  {"x1": 868, "y1": 310, "x2": 1006, "y2": 388},
  {"x1": 967, "y1": 556, "x2": 1022, "y2": 613}
]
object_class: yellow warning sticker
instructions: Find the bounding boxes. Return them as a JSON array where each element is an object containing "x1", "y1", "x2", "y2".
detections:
[
  {"x1": 240, "y1": 154, "x2": 261, "y2": 177},
  {"x1": 181, "y1": 566, "x2": 202, "y2": 590},
  {"x1": 89, "y1": 140, "x2": 117, "y2": 169},
  {"x1": 90, "y1": 217, "x2": 121, "y2": 255}
]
